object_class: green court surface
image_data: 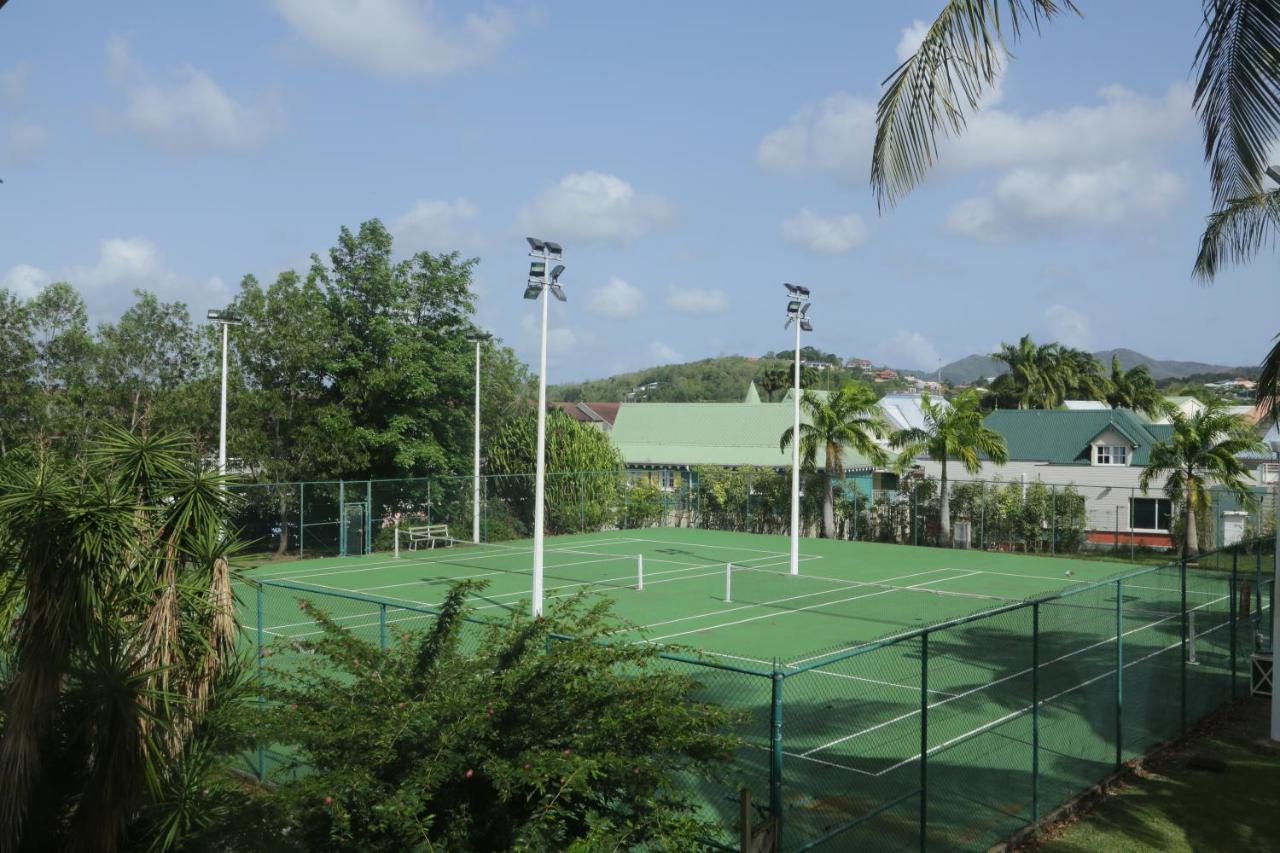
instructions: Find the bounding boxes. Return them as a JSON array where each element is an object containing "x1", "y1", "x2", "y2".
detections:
[
  {"x1": 238, "y1": 528, "x2": 1253, "y2": 851},
  {"x1": 238, "y1": 527, "x2": 1140, "y2": 666}
]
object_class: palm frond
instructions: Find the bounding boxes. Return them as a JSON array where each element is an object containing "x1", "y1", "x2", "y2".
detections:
[
  {"x1": 872, "y1": 0, "x2": 1077, "y2": 209},
  {"x1": 1193, "y1": 188, "x2": 1280, "y2": 279},
  {"x1": 1258, "y1": 331, "x2": 1280, "y2": 413},
  {"x1": 1193, "y1": 0, "x2": 1280, "y2": 207}
]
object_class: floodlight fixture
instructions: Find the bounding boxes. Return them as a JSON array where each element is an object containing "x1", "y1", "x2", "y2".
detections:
[
  {"x1": 550, "y1": 264, "x2": 565, "y2": 282},
  {"x1": 800, "y1": 318, "x2": 813, "y2": 332},
  {"x1": 784, "y1": 282, "x2": 810, "y2": 299},
  {"x1": 523, "y1": 284, "x2": 542, "y2": 300},
  {"x1": 529, "y1": 261, "x2": 546, "y2": 279},
  {"x1": 550, "y1": 283, "x2": 567, "y2": 302},
  {"x1": 544, "y1": 241, "x2": 563, "y2": 258},
  {"x1": 786, "y1": 299, "x2": 802, "y2": 315},
  {"x1": 207, "y1": 308, "x2": 243, "y2": 324},
  {"x1": 527, "y1": 237, "x2": 546, "y2": 253},
  {"x1": 466, "y1": 331, "x2": 493, "y2": 343},
  {"x1": 801, "y1": 301, "x2": 811, "y2": 315}
]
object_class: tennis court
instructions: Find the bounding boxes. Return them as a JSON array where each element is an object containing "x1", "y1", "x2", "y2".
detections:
[{"x1": 239, "y1": 527, "x2": 1270, "y2": 851}]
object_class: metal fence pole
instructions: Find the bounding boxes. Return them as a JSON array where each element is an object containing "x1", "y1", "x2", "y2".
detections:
[
  {"x1": 578, "y1": 472, "x2": 586, "y2": 533},
  {"x1": 339, "y1": 479, "x2": 346, "y2": 556},
  {"x1": 256, "y1": 583, "x2": 265, "y2": 779},
  {"x1": 299, "y1": 481, "x2": 305, "y2": 558},
  {"x1": 483, "y1": 475, "x2": 489, "y2": 542},
  {"x1": 919, "y1": 631, "x2": 929, "y2": 851},
  {"x1": 980, "y1": 482, "x2": 986, "y2": 551},
  {"x1": 1051, "y1": 484, "x2": 1057, "y2": 556},
  {"x1": 427, "y1": 479, "x2": 432, "y2": 526},
  {"x1": 853, "y1": 490, "x2": 858, "y2": 541},
  {"x1": 379, "y1": 603, "x2": 388, "y2": 651},
  {"x1": 770, "y1": 663, "x2": 784, "y2": 838},
  {"x1": 1115, "y1": 578, "x2": 1123, "y2": 768},
  {"x1": 1231, "y1": 551, "x2": 1239, "y2": 698},
  {"x1": 912, "y1": 481, "x2": 919, "y2": 547},
  {"x1": 1180, "y1": 557, "x2": 1188, "y2": 736},
  {"x1": 1031, "y1": 603, "x2": 1040, "y2": 822},
  {"x1": 366, "y1": 480, "x2": 373, "y2": 554}
]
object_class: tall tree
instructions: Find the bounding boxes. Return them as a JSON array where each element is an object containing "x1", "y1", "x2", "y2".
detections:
[
  {"x1": 758, "y1": 364, "x2": 790, "y2": 402},
  {"x1": 26, "y1": 282, "x2": 96, "y2": 451},
  {"x1": 96, "y1": 290, "x2": 201, "y2": 431},
  {"x1": 0, "y1": 289, "x2": 36, "y2": 455},
  {"x1": 1139, "y1": 402, "x2": 1265, "y2": 557},
  {"x1": 871, "y1": 0, "x2": 1280, "y2": 416},
  {"x1": 780, "y1": 382, "x2": 890, "y2": 538},
  {"x1": 1107, "y1": 355, "x2": 1163, "y2": 415},
  {"x1": 890, "y1": 390, "x2": 1010, "y2": 546}
]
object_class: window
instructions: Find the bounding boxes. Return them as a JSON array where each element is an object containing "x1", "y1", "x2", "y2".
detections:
[
  {"x1": 1130, "y1": 497, "x2": 1172, "y2": 532},
  {"x1": 1262, "y1": 463, "x2": 1279, "y2": 485},
  {"x1": 1094, "y1": 444, "x2": 1128, "y2": 466},
  {"x1": 659, "y1": 469, "x2": 675, "y2": 491}
]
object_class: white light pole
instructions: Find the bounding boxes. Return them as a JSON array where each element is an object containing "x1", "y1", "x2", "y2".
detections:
[
  {"x1": 784, "y1": 284, "x2": 813, "y2": 576},
  {"x1": 1270, "y1": 435, "x2": 1280, "y2": 741},
  {"x1": 206, "y1": 309, "x2": 243, "y2": 475},
  {"x1": 523, "y1": 238, "x2": 566, "y2": 617},
  {"x1": 467, "y1": 331, "x2": 492, "y2": 544}
]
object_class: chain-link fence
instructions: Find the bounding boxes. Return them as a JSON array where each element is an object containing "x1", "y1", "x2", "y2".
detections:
[{"x1": 244, "y1": 536, "x2": 1276, "y2": 851}]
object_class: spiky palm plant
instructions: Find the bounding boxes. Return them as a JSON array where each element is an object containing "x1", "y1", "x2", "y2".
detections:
[
  {"x1": 780, "y1": 383, "x2": 890, "y2": 538},
  {"x1": 891, "y1": 390, "x2": 1010, "y2": 545},
  {"x1": 1139, "y1": 402, "x2": 1265, "y2": 557}
]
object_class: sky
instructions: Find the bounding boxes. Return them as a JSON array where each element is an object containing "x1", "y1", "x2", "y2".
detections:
[{"x1": 1, "y1": 1, "x2": 1277, "y2": 381}]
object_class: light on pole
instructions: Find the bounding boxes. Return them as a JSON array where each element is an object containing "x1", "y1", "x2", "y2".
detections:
[
  {"x1": 523, "y1": 237, "x2": 565, "y2": 618},
  {"x1": 467, "y1": 331, "x2": 493, "y2": 545},
  {"x1": 206, "y1": 309, "x2": 243, "y2": 475},
  {"x1": 784, "y1": 283, "x2": 813, "y2": 576},
  {"x1": 1270, "y1": 435, "x2": 1280, "y2": 741}
]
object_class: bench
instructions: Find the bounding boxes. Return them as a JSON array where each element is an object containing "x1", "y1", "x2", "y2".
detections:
[{"x1": 406, "y1": 523, "x2": 450, "y2": 550}]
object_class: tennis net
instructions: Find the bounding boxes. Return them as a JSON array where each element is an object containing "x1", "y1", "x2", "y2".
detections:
[{"x1": 395, "y1": 533, "x2": 646, "y2": 592}]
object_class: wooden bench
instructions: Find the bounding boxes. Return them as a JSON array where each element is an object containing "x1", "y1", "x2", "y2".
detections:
[{"x1": 406, "y1": 523, "x2": 450, "y2": 550}]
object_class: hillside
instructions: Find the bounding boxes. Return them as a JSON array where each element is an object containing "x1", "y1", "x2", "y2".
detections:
[{"x1": 939, "y1": 348, "x2": 1255, "y2": 385}]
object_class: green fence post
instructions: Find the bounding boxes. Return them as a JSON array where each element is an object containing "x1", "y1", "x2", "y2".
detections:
[
  {"x1": 912, "y1": 481, "x2": 919, "y2": 547},
  {"x1": 1231, "y1": 551, "x2": 1239, "y2": 697},
  {"x1": 483, "y1": 475, "x2": 489, "y2": 542},
  {"x1": 853, "y1": 490, "x2": 858, "y2": 541},
  {"x1": 1180, "y1": 557, "x2": 1188, "y2": 736},
  {"x1": 1130, "y1": 488, "x2": 1136, "y2": 563},
  {"x1": 256, "y1": 583, "x2": 266, "y2": 779},
  {"x1": 1051, "y1": 484, "x2": 1057, "y2": 556},
  {"x1": 919, "y1": 631, "x2": 929, "y2": 851},
  {"x1": 980, "y1": 481, "x2": 986, "y2": 551},
  {"x1": 770, "y1": 663, "x2": 784, "y2": 839},
  {"x1": 427, "y1": 479, "x2": 432, "y2": 526},
  {"x1": 366, "y1": 480, "x2": 373, "y2": 554},
  {"x1": 1257, "y1": 545, "x2": 1264, "y2": 636},
  {"x1": 1115, "y1": 578, "x2": 1123, "y2": 768},
  {"x1": 1031, "y1": 603, "x2": 1040, "y2": 822},
  {"x1": 578, "y1": 472, "x2": 586, "y2": 532},
  {"x1": 338, "y1": 479, "x2": 346, "y2": 556},
  {"x1": 379, "y1": 603, "x2": 388, "y2": 651}
]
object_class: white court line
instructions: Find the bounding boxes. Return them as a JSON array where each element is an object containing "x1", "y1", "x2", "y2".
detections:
[
  {"x1": 642, "y1": 571, "x2": 982, "y2": 644},
  {"x1": 798, "y1": 593, "x2": 1229, "y2": 760}
]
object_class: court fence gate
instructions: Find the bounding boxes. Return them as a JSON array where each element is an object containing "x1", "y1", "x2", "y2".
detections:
[{"x1": 245, "y1": 536, "x2": 1276, "y2": 852}]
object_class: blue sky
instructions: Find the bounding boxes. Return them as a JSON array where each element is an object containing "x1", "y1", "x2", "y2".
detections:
[{"x1": 1, "y1": 1, "x2": 1277, "y2": 381}]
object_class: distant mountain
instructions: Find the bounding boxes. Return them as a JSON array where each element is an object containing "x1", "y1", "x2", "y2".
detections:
[{"x1": 939, "y1": 348, "x2": 1253, "y2": 385}]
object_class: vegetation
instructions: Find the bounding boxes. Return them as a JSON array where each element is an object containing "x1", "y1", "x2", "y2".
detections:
[
  {"x1": 1107, "y1": 355, "x2": 1164, "y2": 416},
  {"x1": 258, "y1": 584, "x2": 736, "y2": 851},
  {"x1": 989, "y1": 335, "x2": 1111, "y2": 409},
  {"x1": 870, "y1": 0, "x2": 1278, "y2": 417},
  {"x1": 0, "y1": 429, "x2": 246, "y2": 852},
  {"x1": 890, "y1": 390, "x2": 1010, "y2": 546},
  {"x1": 1139, "y1": 401, "x2": 1265, "y2": 557}
]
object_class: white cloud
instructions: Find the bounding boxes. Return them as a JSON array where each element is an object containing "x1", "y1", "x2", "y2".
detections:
[
  {"x1": 665, "y1": 285, "x2": 729, "y2": 315},
  {"x1": 516, "y1": 171, "x2": 672, "y2": 244},
  {"x1": 390, "y1": 198, "x2": 480, "y2": 252},
  {"x1": 519, "y1": 312, "x2": 581, "y2": 356},
  {"x1": 878, "y1": 330, "x2": 940, "y2": 371},
  {"x1": 755, "y1": 92, "x2": 876, "y2": 185},
  {"x1": 586, "y1": 276, "x2": 646, "y2": 319},
  {"x1": 272, "y1": 0, "x2": 516, "y2": 79},
  {"x1": 649, "y1": 341, "x2": 682, "y2": 363},
  {"x1": 7, "y1": 121, "x2": 48, "y2": 163},
  {"x1": 0, "y1": 61, "x2": 32, "y2": 103},
  {"x1": 895, "y1": 19, "x2": 929, "y2": 63},
  {"x1": 946, "y1": 162, "x2": 1185, "y2": 240},
  {"x1": 780, "y1": 209, "x2": 868, "y2": 254},
  {"x1": 1, "y1": 263, "x2": 49, "y2": 298},
  {"x1": 104, "y1": 36, "x2": 284, "y2": 154},
  {"x1": 2, "y1": 238, "x2": 229, "y2": 316},
  {"x1": 1043, "y1": 304, "x2": 1093, "y2": 349}
]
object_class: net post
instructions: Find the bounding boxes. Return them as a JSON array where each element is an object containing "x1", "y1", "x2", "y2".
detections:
[
  {"x1": 637, "y1": 554, "x2": 644, "y2": 591},
  {"x1": 1180, "y1": 557, "x2": 1188, "y2": 736},
  {"x1": 1031, "y1": 601, "x2": 1040, "y2": 822},
  {"x1": 769, "y1": 661, "x2": 784, "y2": 840},
  {"x1": 725, "y1": 563, "x2": 732, "y2": 603},
  {"x1": 379, "y1": 603, "x2": 388, "y2": 651},
  {"x1": 1231, "y1": 550, "x2": 1239, "y2": 697},
  {"x1": 1115, "y1": 578, "x2": 1123, "y2": 769},
  {"x1": 919, "y1": 630, "x2": 929, "y2": 851},
  {"x1": 256, "y1": 583, "x2": 266, "y2": 780}
]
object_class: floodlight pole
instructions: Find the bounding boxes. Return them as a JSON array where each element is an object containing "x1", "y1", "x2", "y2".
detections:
[
  {"x1": 472, "y1": 336, "x2": 484, "y2": 545},
  {"x1": 219, "y1": 320, "x2": 229, "y2": 476},
  {"x1": 790, "y1": 312, "x2": 802, "y2": 576},
  {"x1": 533, "y1": 263, "x2": 549, "y2": 617}
]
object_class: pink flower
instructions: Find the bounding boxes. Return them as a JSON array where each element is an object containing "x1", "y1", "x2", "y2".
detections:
[
  {"x1": 323, "y1": 796, "x2": 333, "y2": 805},
  {"x1": 465, "y1": 768, "x2": 474, "y2": 779}
]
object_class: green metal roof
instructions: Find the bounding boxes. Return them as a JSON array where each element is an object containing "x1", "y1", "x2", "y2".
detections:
[
  {"x1": 743, "y1": 382, "x2": 762, "y2": 404},
  {"x1": 983, "y1": 409, "x2": 1169, "y2": 465},
  {"x1": 610, "y1": 402, "x2": 873, "y2": 470}
]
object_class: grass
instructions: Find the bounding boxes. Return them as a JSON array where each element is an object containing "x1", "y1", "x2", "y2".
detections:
[{"x1": 1034, "y1": 697, "x2": 1280, "y2": 852}]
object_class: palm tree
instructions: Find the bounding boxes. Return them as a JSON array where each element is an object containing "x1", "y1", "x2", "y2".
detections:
[
  {"x1": 991, "y1": 335, "x2": 1044, "y2": 409},
  {"x1": 1139, "y1": 402, "x2": 1265, "y2": 558},
  {"x1": 890, "y1": 390, "x2": 1010, "y2": 546},
  {"x1": 1107, "y1": 355, "x2": 1164, "y2": 416},
  {"x1": 758, "y1": 364, "x2": 790, "y2": 402},
  {"x1": 0, "y1": 427, "x2": 242, "y2": 852},
  {"x1": 1061, "y1": 348, "x2": 1111, "y2": 403},
  {"x1": 780, "y1": 383, "x2": 890, "y2": 538},
  {"x1": 871, "y1": 0, "x2": 1279, "y2": 416}
]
